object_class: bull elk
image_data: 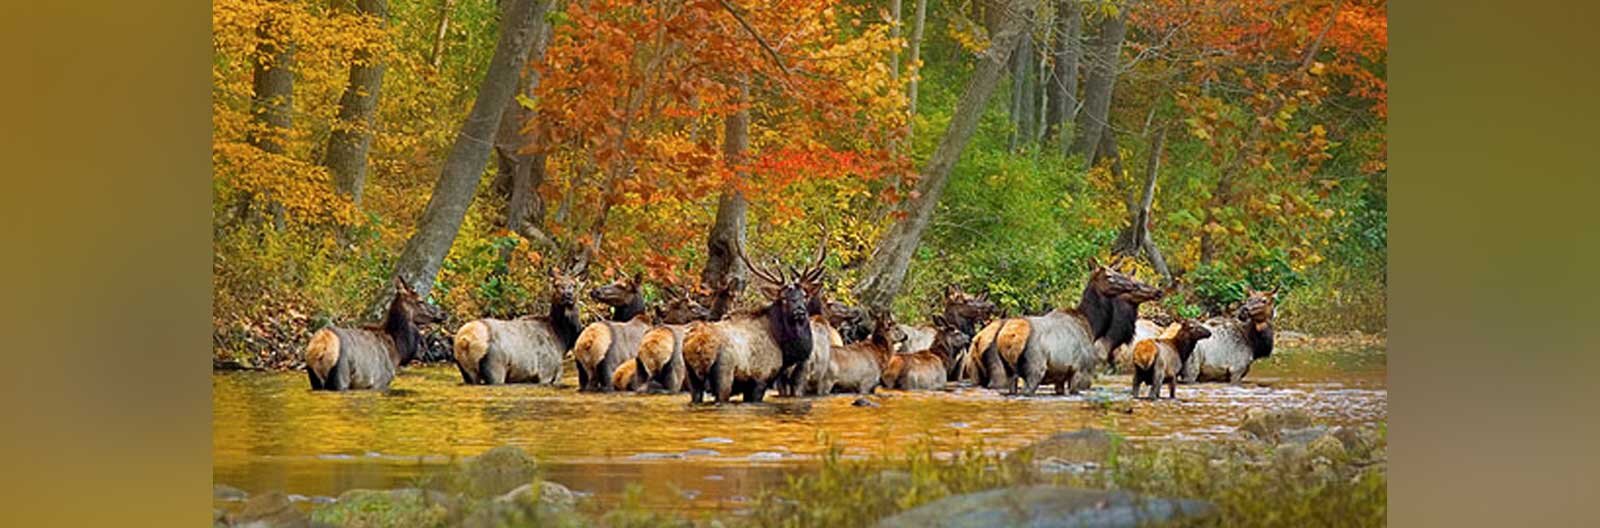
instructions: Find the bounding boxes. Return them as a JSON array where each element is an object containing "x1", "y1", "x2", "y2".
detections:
[
  {"x1": 304, "y1": 278, "x2": 446, "y2": 391},
  {"x1": 682, "y1": 232, "x2": 827, "y2": 404},
  {"x1": 452, "y1": 264, "x2": 585, "y2": 385},
  {"x1": 1181, "y1": 288, "x2": 1277, "y2": 383},
  {"x1": 986, "y1": 262, "x2": 1164, "y2": 395}
]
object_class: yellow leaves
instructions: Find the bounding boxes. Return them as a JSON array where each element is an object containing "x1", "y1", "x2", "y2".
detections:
[{"x1": 1309, "y1": 61, "x2": 1327, "y2": 76}]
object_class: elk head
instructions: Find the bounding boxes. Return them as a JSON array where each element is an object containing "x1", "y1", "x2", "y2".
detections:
[
  {"x1": 590, "y1": 272, "x2": 642, "y2": 306},
  {"x1": 391, "y1": 277, "x2": 446, "y2": 326},
  {"x1": 931, "y1": 314, "x2": 972, "y2": 359},
  {"x1": 1237, "y1": 287, "x2": 1278, "y2": 328},
  {"x1": 738, "y1": 228, "x2": 828, "y2": 367},
  {"x1": 548, "y1": 262, "x2": 585, "y2": 307},
  {"x1": 943, "y1": 285, "x2": 998, "y2": 330},
  {"x1": 1086, "y1": 259, "x2": 1164, "y2": 304},
  {"x1": 1169, "y1": 318, "x2": 1213, "y2": 364},
  {"x1": 867, "y1": 309, "x2": 908, "y2": 349},
  {"x1": 657, "y1": 285, "x2": 713, "y2": 325}
]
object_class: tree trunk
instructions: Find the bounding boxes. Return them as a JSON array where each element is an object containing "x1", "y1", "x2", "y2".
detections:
[
  {"x1": 889, "y1": 0, "x2": 903, "y2": 81},
  {"x1": 1113, "y1": 127, "x2": 1170, "y2": 279},
  {"x1": 1068, "y1": 7, "x2": 1126, "y2": 164},
  {"x1": 246, "y1": 0, "x2": 295, "y2": 230},
  {"x1": 391, "y1": 0, "x2": 549, "y2": 298},
  {"x1": 323, "y1": 0, "x2": 389, "y2": 207},
  {"x1": 430, "y1": 0, "x2": 456, "y2": 70},
  {"x1": 702, "y1": 82, "x2": 751, "y2": 293},
  {"x1": 494, "y1": 9, "x2": 555, "y2": 246},
  {"x1": 907, "y1": 0, "x2": 928, "y2": 118},
  {"x1": 854, "y1": 0, "x2": 1037, "y2": 313},
  {"x1": 1044, "y1": 0, "x2": 1080, "y2": 147},
  {"x1": 1007, "y1": 31, "x2": 1034, "y2": 150}
]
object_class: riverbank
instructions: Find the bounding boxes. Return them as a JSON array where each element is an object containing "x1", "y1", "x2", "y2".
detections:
[{"x1": 215, "y1": 409, "x2": 1385, "y2": 527}]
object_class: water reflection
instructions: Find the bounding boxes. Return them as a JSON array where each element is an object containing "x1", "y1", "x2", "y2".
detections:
[{"x1": 213, "y1": 345, "x2": 1385, "y2": 512}]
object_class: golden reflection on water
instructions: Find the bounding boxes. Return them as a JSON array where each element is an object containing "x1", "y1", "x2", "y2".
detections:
[{"x1": 212, "y1": 345, "x2": 1385, "y2": 512}]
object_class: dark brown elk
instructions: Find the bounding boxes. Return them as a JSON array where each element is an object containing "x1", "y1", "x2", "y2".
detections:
[
  {"x1": 780, "y1": 282, "x2": 843, "y2": 397},
  {"x1": 682, "y1": 233, "x2": 826, "y2": 404},
  {"x1": 305, "y1": 278, "x2": 446, "y2": 391},
  {"x1": 1130, "y1": 319, "x2": 1211, "y2": 399},
  {"x1": 899, "y1": 285, "x2": 997, "y2": 352},
  {"x1": 828, "y1": 310, "x2": 905, "y2": 394},
  {"x1": 884, "y1": 315, "x2": 971, "y2": 390},
  {"x1": 453, "y1": 264, "x2": 584, "y2": 385},
  {"x1": 573, "y1": 273, "x2": 653, "y2": 392},
  {"x1": 990, "y1": 263, "x2": 1164, "y2": 395},
  {"x1": 1181, "y1": 288, "x2": 1277, "y2": 383},
  {"x1": 627, "y1": 285, "x2": 718, "y2": 393}
]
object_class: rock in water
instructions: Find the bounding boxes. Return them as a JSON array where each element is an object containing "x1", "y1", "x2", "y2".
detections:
[
  {"x1": 213, "y1": 483, "x2": 248, "y2": 502},
  {"x1": 1236, "y1": 407, "x2": 1313, "y2": 442},
  {"x1": 874, "y1": 485, "x2": 1215, "y2": 528},
  {"x1": 461, "y1": 446, "x2": 540, "y2": 497},
  {"x1": 1011, "y1": 428, "x2": 1117, "y2": 464},
  {"x1": 852, "y1": 397, "x2": 880, "y2": 408},
  {"x1": 310, "y1": 489, "x2": 456, "y2": 527},
  {"x1": 231, "y1": 491, "x2": 308, "y2": 528}
]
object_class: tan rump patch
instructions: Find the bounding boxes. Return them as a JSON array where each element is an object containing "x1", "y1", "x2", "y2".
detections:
[
  {"x1": 454, "y1": 321, "x2": 490, "y2": 378},
  {"x1": 681, "y1": 323, "x2": 722, "y2": 378},
  {"x1": 612, "y1": 360, "x2": 638, "y2": 391},
  {"x1": 637, "y1": 328, "x2": 675, "y2": 375},
  {"x1": 1131, "y1": 340, "x2": 1160, "y2": 370},
  {"x1": 304, "y1": 328, "x2": 340, "y2": 380},
  {"x1": 995, "y1": 319, "x2": 1032, "y2": 366},
  {"x1": 573, "y1": 323, "x2": 613, "y2": 371}
]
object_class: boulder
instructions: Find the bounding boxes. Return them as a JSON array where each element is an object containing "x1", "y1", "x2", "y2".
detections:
[
  {"x1": 460, "y1": 446, "x2": 539, "y2": 497},
  {"x1": 1237, "y1": 407, "x2": 1313, "y2": 442},
  {"x1": 459, "y1": 481, "x2": 581, "y2": 528},
  {"x1": 497, "y1": 481, "x2": 578, "y2": 512},
  {"x1": 1011, "y1": 429, "x2": 1118, "y2": 464},
  {"x1": 309, "y1": 489, "x2": 456, "y2": 528},
  {"x1": 231, "y1": 491, "x2": 308, "y2": 528},
  {"x1": 1308, "y1": 433, "x2": 1349, "y2": 462},
  {"x1": 874, "y1": 485, "x2": 1215, "y2": 528},
  {"x1": 214, "y1": 483, "x2": 249, "y2": 502}
]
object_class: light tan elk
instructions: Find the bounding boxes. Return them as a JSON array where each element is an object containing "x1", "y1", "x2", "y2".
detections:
[
  {"x1": 304, "y1": 278, "x2": 446, "y2": 391},
  {"x1": 453, "y1": 264, "x2": 585, "y2": 385},
  {"x1": 682, "y1": 233, "x2": 826, "y2": 404},
  {"x1": 1130, "y1": 319, "x2": 1211, "y2": 399},
  {"x1": 989, "y1": 263, "x2": 1164, "y2": 395},
  {"x1": 619, "y1": 285, "x2": 717, "y2": 393},
  {"x1": 573, "y1": 273, "x2": 653, "y2": 392},
  {"x1": 828, "y1": 311, "x2": 905, "y2": 394},
  {"x1": 884, "y1": 315, "x2": 972, "y2": 390},
  {"x1": 1181, "y1": 288, "x2": 1277, "y2": 383}
]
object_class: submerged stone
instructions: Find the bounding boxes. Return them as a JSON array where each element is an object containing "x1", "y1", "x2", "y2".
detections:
[
  {"x1": 875, "y1": 485, "x2": 1216, "y2": 528},
  {"x1": 460, "y1": 446, "x2": 539, "y2": 497}
]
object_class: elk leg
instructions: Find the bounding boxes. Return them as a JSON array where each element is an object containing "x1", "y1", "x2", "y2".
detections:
[
  {"x1": 746, "y1": 380, "x2": 768, "y2": 403},
  {"x1": 575, "y1": 362, "x2": 590, "y2": 391}
]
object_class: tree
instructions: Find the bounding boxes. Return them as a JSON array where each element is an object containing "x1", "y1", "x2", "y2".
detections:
[
  {"x1": 391, "y1": 0, "x2": 550, "y2": 297},
  {"x1": 1043, "y1": 0, "x2": 1081, "y2": 149},
  {"x1": 1068, "y1": 4, "x2": 1126, "y2": 164},
  {"x1": 493, "y1": 4, "x2": 556, "y2": 246},
  {"x1": 701, "y1": 81, "x2": 752, "y2": 293},
  {"x1": 906, "y1": 0, "x2": 928, "y2": 118},
  {"x1": 1112, "y1": 126, "x2": 1170, "y2": 278},
  {"x1": 1007, "y1": 30, "x2": 1036, "y2": 150},
  {"x1": 244, "y1": 0, "x2": 296, "y2": 229},
  {"x1": 853, "y1": 0, "x2": 1037, "y2": 313},
  {"x1": 323, "y1": 0, "x2": 390, "y2": 207}
]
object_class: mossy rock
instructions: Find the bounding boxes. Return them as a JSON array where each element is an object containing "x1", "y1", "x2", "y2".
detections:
[
  {"x1": 231, "y1": 490, "x2": 308, "y2": 528},
  {"x1": 310, "y1": 489, "x2": 456, "y2": 528},
  {"x1": 458, "y1": 482, "x2": 583, "y2": 528},
  {"x1": 459, "y1": 446, "x2": 540, "y2": 498},
  {"x1": 1011, "y1": 428, "x2": 1118, "y2": 464},
  {"x1": 1237, "y1": 407, "x2": 1314, "y2": 442},
  {"x1": 874, "y1": 485, "x2": 1215, "y2": 528}
]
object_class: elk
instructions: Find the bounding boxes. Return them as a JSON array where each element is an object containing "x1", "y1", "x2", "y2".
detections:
[
  {"x1": 1181, "y1": 288, "x2": 1277, "y2": 383},
  {"x1": 627, "y1": 285, "x2": 717, "y2": 393},
  {"x1": 1130, "y1": 319, "x2": 1212, "y2": 399},
  {"x1": 899, "y1": 285, "x2": 997, "y2": 352},
  {"x1": 573, "y1": 272, "x2": 654, "y2": 392},
  {"x1": 884, "y1": 315, "x2": 972, "y2": 390},
  {"x1": 1111, "y1": 319, "x2": 1166, "y2": 373},
  {"x1": 304, "y1": 278, "x2": 446, "y2": 391},
  {"x1": 453, "y1": 264, "x2": 585, "y2": 385},
  {"x1": 682, "y1": 233, "x2": 826, "y2": 404},
  {"x1": 989, "y1": 263, "x2": 1164, "y2": 395},
  {"x1": 779, "y1": 281, "x2": 842, "y2": 397},
  {"x1": 828, "y1": 310, "x2": 905, "y2": 394}
]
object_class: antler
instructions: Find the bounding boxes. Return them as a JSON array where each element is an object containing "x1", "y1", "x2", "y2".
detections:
[
  {"x1": 800, "y1": 223, "x2": 829, "y2": 285},
  {"x1": 735, "y1": 237, "x2": 786, "y2": 286}
]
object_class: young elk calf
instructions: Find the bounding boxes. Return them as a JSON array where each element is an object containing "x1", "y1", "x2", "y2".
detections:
[
  {"x1": 829, "y1": 311, "x2": 905, "y2": 394},
  {"x1": 573, "y1": 273, "x2": 653, "y2": 392},
  {"x1": 1130, "y1": 319, "x2": 1212, "y2": 399},
  {"x1": 305, "y1": 278, "x2": 446, "y2": 391},
  {"x1": 884, "y1": 315, "x2": 971, "y2": 390},
  {"x1": 453, "y1": 265, "x2": 584, "y2": 385}
]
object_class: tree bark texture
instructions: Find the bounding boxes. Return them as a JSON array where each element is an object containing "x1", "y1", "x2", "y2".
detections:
[
  {"x1": 1068, "y1": 7, "x2": 1126, "y2": 163},
  {"x1": 1113, "y1": 127, "x2": 1170, "y2": 279},
  {"x1": 323, "y1": 0, "x2": 389, "y2": 207},
  {"x1": 392, "y1": 0, "x2": 549, "y2": 298},
  {"x1": 1007, "y1": 30, "x2": 1035, "y2": 150},
  {"x1": 889, "y1": 0, "x2": 903, "y2": 80},
  {"x1": 701, "y1": 82, "x2": 752, "y2": 293},
  {"x1": 248, "y1": 1, "x2": 294, "y2": 155},
  {"x1": 493, "y1": 10, "x2": 555, "y2": 244},
  {"x1": 1044, "y1": 0, "x2": 1080, "y2": 147},
  {"x1": 907, "y1": 0, "x2": 928, "y2": 118},
  {"x1": 853, "y1": 0, "x2": 1037, "y2": 314}
]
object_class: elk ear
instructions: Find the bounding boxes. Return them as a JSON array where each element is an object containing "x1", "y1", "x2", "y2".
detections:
[{"x1": 932, "y1": 314, "x2": 949, "y2": 329}]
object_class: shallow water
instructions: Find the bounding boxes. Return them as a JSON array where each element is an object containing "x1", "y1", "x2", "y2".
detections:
[{"x1": 212, "y1": 343, "x2": 1385, "y2": 513}]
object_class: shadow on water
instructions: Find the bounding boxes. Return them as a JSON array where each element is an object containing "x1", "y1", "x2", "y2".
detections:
[{"x1": 212, "y1": 344, "x2": 1385, "y2": 513}]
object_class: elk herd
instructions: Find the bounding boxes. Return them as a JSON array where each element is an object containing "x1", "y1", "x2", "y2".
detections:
[{"x1": 304, "y1": 233, "x2": 1279, "y2": 404}]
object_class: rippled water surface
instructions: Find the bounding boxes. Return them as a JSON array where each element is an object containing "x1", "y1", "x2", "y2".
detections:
[{"x1": 213, "y1": 343, "x2": 1385, "y2": 512}]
